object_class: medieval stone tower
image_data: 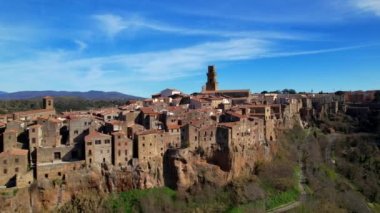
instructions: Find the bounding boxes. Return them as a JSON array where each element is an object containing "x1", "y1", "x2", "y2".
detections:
[
  {"x1": 205, "y1": 65, "x2": 218, "y2": 91},
  {"x1": 43, "y1": 96, "x2": 54, "y2": 110}
]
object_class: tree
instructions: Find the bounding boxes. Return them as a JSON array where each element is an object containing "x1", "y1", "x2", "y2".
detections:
[
  {"x1": 261, "y1": 91, "x2": 268, "y2": 94},
  {"x1": 282, "y1": 89, "x2": 297, "y2": 94},
  {"x1": 374, "y1": 90, "x2": 380, "y2": 103},
  {"x1": 335, "y1": 91, "x2": 345, "y2": 96}
]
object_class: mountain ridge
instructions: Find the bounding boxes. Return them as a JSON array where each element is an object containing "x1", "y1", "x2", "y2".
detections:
[{"x1": 0, "y1": 90, "x2": 143, "y2": 100}]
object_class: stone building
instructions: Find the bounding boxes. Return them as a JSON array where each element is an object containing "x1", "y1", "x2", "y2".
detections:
[
  {"x1": 85, "y1": 130, "x2": 112, "y2": 165},
  {"x1": 0, "y1": 149, "x2": 29, "y2": 187},
  {"x1": 138, "y1": 107, "x2": 162, "y2": 130},
  {"x1": 112, "y1": 131, "x2": 133, "y2": 166},
  {"x1": 68, "y1": 116, "x2": 94, "y2": 145},
  {"x1": 135, "y1": 130, "x2": 165, "y2": 162}
]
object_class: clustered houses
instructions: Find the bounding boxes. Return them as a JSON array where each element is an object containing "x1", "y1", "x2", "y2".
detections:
[{"x1": 0, "y1": 65, "x2": 346, "y2": 189}]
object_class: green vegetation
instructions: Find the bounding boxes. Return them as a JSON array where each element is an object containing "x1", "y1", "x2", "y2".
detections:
[
  {"x1": 0, "y1": 97, "x2": 128, "y2": 114},
  {"x1": 105, "y1": 187, "x2": 177, "y2": 213},
  {"x1": 265, "y1": 188, "x2": 300, "y2": 210}
]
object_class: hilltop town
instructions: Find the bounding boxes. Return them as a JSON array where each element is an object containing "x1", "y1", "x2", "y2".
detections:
[{"x1": 0, "y1": 66, "x2": 378, "y2": 211}]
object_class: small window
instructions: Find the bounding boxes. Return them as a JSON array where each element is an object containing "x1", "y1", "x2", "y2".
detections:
[
  {"x1": 45, "y1": 174, "x2": 48, "y2": 178},
  {"x1": 142, "y1": 143, "x2": 145, "y2": 147},
  {"x1": 87, "y1": 142, "x2": 92, "y2": 146},
  {"x1": 88, "y1": 150, "x2": 92, "y2": 156},
  {"x1": 125, "y1": 150, "x2": 128, "y2": 155},
  {"x1": 118, "y1": 150, "x2": 121, "y2": 156},
  {"x1": 58, "y1": 172, "x2": 62, "y2": 176},
  {"x1": 105, "y1": 140, "x2": 111, "y2": 144},
  {"x1": 32, "y1": 128, "x2": 35, "y2": 133},
  {"x1": 118, "y1": 136, "x2": 121, "y2": 139},
  {"x1": 3, "y1": 169, "x2": 7, "y2": 174},
  {"x1": 74, "y1": 130, "x2": 79, "y2": 135},
  {"x1": 15, "y1": 158, "x2": 19, "y2": 163},
  {"x1": 54, "y1": 152, "x2": 61, "y2": 160},
  {"x1": 3, "y1": 160, "x2": 7, "y2": 164},
  {"x1": 95, "y1": 140, "x2": 101, "y2": 145},
  {"x1": 32, "y1": 138, "x2": 36, "y2": 144}
]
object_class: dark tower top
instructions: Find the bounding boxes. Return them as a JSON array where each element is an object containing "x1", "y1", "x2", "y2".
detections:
[
  {"x1": 205, "y1": 65, "x2": 218, "y2": 91},
  {"x1": 43, "y1": 96, "x2": 54, "y2": 110}
]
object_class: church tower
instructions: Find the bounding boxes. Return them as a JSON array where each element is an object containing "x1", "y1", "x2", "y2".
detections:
[
  {"x1": 43, "y1": 96, "x2": 54, "y2": 110},
  {"x1": 205, "y1": 65, "x2": 218, "y2": 91}
]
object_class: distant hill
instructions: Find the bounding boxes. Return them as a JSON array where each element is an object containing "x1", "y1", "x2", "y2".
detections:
[{"x1": 0, "y1": 90, "x2": 143, "y2": 100}]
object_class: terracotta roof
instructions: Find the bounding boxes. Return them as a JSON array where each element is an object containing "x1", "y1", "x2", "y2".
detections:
[
  {"x1": 0, "y1": 149, "x2": 28, "y2": 158},
  {"x1": 167, "y1": 124, "x2": 181, "y2": 130},
  {"x1": 199, "y1": 124, "x2": 216, "y2": 131},
  {"x1": 16, "y1": 108, "x2": 55, "y2": 115},
  {"x1": 218, "y1": 122, "x2": 239, "y2": 128},
  {"x1": 226, "y1": 111, "x2": 246, "y2": 119},
  {"x1": 140, "y1": 107, "x2": 159, "y2": 115},
  {"x1": 112, "y1": 131, "x2": 126, "y2": 136},
  {"x1": 85, "y1": 131, "x2": 110, "y2": 141},
  {"x1": 136, "y1": 129, "x2": 163, "y2": 136}
]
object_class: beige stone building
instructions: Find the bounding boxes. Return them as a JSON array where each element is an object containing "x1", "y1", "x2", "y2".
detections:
[
  {"x1": 85, "y1": 130, "x2": 112, "y2": 165},
  {"x1": 0, "y1": 149, "x2": 29, "y2": 187},
  {"x1": 112, "y1": 131, "x2": 133, "y2": 166}
]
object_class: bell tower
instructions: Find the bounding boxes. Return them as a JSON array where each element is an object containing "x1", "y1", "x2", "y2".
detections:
[
  {"x1": 43, "y1": 96, "x2": 54, "y2": 110},
  {"x1": 205, "y1": 65, "x2": 218, "y2": 91}
]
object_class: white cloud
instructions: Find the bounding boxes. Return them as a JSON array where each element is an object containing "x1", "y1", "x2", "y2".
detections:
[
  {"x1": 74, "y1": 40, "x2": 87, "y2": 51},
  {"x1": 352, "y1": 0, "x2": 380, "y2": 16},
  {"x1": 91, "y1": 13, "x2": 315, "y2": 41},
  {"x1": 93, "y1": 14, "x2": 128, "y2": 38},
  {"x1": 0, "y1": 37, "x2": 368, "y2": 94}
]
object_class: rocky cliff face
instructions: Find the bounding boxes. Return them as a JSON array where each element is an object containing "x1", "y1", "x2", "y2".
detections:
[{"x1": 163, "y1": 141, "x2": 274, "y2": 192}]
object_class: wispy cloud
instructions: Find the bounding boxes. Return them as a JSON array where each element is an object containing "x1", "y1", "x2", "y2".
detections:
[
  {"x1": 91, "y1": 13, "x2": 317, "y2": 41},
  {"x1": 0, "y1": 36, "x2": 370, "y2": 94},
  {"x1": 93, "y1": 14, "x2": 128, "y2": 38},
  {"x1": 74, "y1": 40, "x2": 87, "y2": 51},
  {"x1": 351, "y1": 0, "x2": 380, "y2": 16}
]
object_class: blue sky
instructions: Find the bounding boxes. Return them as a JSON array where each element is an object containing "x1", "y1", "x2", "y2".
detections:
[{"x1": 0, "y1": 0, "x2": 379, "y2": 97}]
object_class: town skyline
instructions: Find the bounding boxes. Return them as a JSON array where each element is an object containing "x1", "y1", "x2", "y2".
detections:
[{"x1": 1, "y1": 0, "x2": 380, "y2": 96}]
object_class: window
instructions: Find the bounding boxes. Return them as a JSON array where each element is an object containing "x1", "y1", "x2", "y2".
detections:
[
  {"x1": 150, "y1": 143, "x2": 152, "y2": 147},
  {"x1": 125, "y1": 150, "x2": 128, "y2": 155},
  {"x1": 118, "y1": 150, "x2": 121, "y2": 156},
  {"x1": 88, "y1": 150, "x2": 92, "y2": 156},
  {"x1": 54, "y1": 152, "x2": 61, "y2": 160},
  {"x1": 32, "y1": 128, "x2": 35, "y2": 133},
  {"x1": 142, "y1": 143, "x2": 145, "y2": 147},
  {"x1": 118, "y1": 136, "x2": 121, "y2": 139},
  {"x1": 3, "y1": 169, "x2": 7, "y2": 174},
  {"x1": 15, "y1": 158, "x2": 19, "y2": 163},
  {"x1": 32, "y1": 138, "x2": 36, "y2": 144},
  {"x1": 95, "y1": 140, "x2": 101, "y2": 145},
  {"x1": 87, "y1": 142, "x2": 92, "y2": 146},
  {"x1": 58, "y1": 172, "x2": 62, "y2": 176},
  {"x1": 74, "y1": 130, "x2": 79, "y2": 135},
  {"x1": 3, "y1": 160, "x2": 7, "y2": 164},
  {"x1": 45, "y1": 174, "x2": 49, "y2": 178},
  {"x1": 142, "y1": 136, "x2": 145, "y2": 140},
  {"x1": 105, "y1": 140, "x2": 111, "y2": 144}
]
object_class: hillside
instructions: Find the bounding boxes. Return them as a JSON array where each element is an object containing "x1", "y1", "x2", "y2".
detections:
[{"x1": 0, "y1": 90, "x2": 142, "y2": 100}]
